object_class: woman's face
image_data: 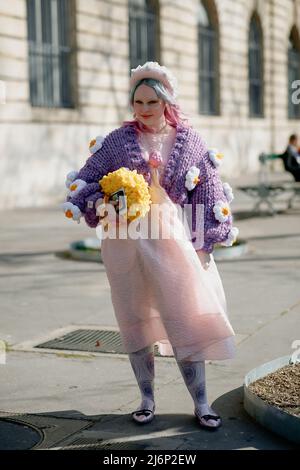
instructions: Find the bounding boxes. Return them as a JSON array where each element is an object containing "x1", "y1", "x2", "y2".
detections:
[{"x1": 133, "y1": 84, "x2": 166, "y2": 127}]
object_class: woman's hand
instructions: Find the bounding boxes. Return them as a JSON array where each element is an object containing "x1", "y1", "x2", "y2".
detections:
[
  {"x1": 99, "y1": 195, "x2": 126, "y2": 230},
  {"x1": 196, "y1": 249, "x2": 211, "y2": 270}
]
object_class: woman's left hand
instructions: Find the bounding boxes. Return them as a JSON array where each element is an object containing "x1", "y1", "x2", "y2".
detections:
[
  {"x1": 100, "y1": 195, "x2": 128, "y2": 229},
  {"x1": 196, "y1": 249, "x2": 211, "y2": 270}
]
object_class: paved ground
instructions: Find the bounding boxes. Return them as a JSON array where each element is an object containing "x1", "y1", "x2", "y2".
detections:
[{"x1": 0, "y1": 171, "x2": 299, "y2": 450}]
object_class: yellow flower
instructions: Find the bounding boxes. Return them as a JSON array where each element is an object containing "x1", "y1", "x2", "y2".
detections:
[{"x1": 99, "y1": 167, "x2": 151, "y2": 221}]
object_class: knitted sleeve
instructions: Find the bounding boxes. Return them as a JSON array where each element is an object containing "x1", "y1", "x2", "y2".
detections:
[
  {"x1": 62, "y1": 140, "x2": 111, "y2": 228},
  {"x1": 188, "y1": 149, "x2": 238, "y2": 253}
]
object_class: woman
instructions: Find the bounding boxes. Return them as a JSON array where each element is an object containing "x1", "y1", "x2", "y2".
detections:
[{"x1": 62, "y1": 62, "x2": 238, "y2": 430}]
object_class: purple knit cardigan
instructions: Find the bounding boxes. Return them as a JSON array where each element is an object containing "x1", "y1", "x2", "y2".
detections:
[{"x1": 65, "y1": 122, "x2": 233, "y2": 253}]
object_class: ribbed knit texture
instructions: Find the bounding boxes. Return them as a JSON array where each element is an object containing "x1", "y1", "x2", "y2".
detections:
[{"x1": 65, "y1": 122, "x2": 232, "y2": 252}]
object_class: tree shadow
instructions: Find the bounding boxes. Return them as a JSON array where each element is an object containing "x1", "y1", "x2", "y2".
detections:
[{"x1": 3, "y1": 386, "x2": 296, "y2": 450}]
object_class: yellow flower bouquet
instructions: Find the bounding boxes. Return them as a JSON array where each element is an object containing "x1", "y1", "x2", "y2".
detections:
[{"x1": 99, "y1": 167, "x2": 151, "y2": 222}]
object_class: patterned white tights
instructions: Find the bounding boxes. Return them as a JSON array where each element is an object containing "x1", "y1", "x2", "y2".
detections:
[{"x1": 128, "y1": 344, "x2": 155, "y2": 423}]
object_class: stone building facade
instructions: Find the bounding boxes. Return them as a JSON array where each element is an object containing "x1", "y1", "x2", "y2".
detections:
[{"x1": 0, "y1": 0, "x2": 300, "y2": 208}]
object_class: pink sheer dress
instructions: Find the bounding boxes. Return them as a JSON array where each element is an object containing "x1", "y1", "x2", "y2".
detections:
[{"x1": 100, "y1": 125, "x2": 236, "y2": 361}]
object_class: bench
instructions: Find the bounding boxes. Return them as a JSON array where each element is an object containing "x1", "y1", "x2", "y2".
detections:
[{"x1": 236, "y1": 153, "x2": 300, "y2": 215}]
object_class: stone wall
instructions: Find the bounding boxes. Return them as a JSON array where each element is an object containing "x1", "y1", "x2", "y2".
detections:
[{"x1": 0, "y1": 0, "x2": 299, "y2": 208}]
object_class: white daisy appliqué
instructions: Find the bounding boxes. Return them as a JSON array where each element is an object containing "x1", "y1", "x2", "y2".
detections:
[
  {"x1": 185, "y1": 166, "x2": 201, "y2": 191},
  {"x1": 67, "y1": 179, "x2": 87, "y2": 197},
  {"x1": 221, "y1": 227, "x2": 239, "y2": 247},
  {"x1": 61, "y1": 202, "x2": 82, "y2": 223},
  {"x1": 208, "y1": 148, "x2": 224, "y2": 168},
  {"x1": 89, "y1": 135, "x2": 105, "y2": 154},
  {"x1": 223, "y1": 182, "x2": 234, "y2": 203},
  {"x1": 65, "y1": 170, "x2": 79, "y2": 189},
  {"x1": 213, "y1": 200, "x2": 231, "y2": 222}
]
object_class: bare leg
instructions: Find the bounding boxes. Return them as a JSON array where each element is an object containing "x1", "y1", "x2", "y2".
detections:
[
  {"x1": 175, "y1": 356, "x2": 221, "y2": 428},
  {"x1": 128, "y1": 344, "x2": 155, "y2": 423}
]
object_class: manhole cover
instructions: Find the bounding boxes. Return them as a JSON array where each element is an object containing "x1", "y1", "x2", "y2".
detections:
[
  {"x1": 0, "y1": 412, "x2": 92, "y2": 450},
  {"x1": 0, "y1": 419, "x2": 41, "y2": 450},
  {"x1": 35, "y1": 329, "x2": 165, "y2": 356}
]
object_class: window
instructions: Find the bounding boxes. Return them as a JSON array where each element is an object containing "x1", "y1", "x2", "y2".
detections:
[
  {"x1": 26, "y1": 0, "x2": 76, "y2": 108},
  {"x1": 248, "y1": 13, "x2": 264, "y2": 117},
  {"x1": 197, "y1": 0, "x2": 219, "y2": 115},
  {"x1": 128, "y1": 0, "x2": 160, "y2": 71},
  {"x1": 288, "y1": 27, "x2": 300, "y2": 119}
]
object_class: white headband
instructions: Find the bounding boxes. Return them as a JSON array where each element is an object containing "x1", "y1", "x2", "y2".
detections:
[{"x1": 130, "y1": 61, "x2": 179, "y2": 101}]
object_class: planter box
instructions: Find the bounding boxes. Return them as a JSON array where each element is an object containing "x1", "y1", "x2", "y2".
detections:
[
  {"x1": 69, "y1": 238, "x2": 102, "y2": 263},
  {"x1": 64, "y1": 237, "x2": 249, "y2": 263},
  {"x1": 244, "y1": 355, "x2": 300, "y2": 444}
]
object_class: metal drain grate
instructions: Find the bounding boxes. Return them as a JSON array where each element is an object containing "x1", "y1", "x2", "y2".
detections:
[
  {"x1": 35, "y1": 329, "x2": 165, "y2": 356},
  {"x1": 36, "y1": 329, "x2": 123, "y2": 354},
  {"x1": 58, "y1": 438, "x2": 147, "y2": 450},
  {"x1": 56, "y1": 438, "x2": 105, "y2": 450}
]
